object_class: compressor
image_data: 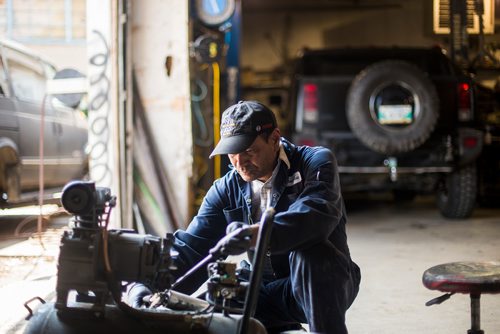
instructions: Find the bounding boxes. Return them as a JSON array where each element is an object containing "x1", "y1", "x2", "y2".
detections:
[{"x1": 23, "y1": 180, "x2": 272, "y2": 334}]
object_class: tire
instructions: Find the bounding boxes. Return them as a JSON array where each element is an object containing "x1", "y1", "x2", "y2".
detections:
[
  {"x1": 6, "y1": 164, "x2": 20, "y2": 202},
  {"x1": 436, "y1": 165, "x2": 477, "y2": 219},
  {"x1": 346, "y1": 60, "x2": 439, "y2": 154}
]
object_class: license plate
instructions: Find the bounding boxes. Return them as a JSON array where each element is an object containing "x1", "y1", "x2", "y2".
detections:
[{"x1": 377, "y1": 105, "x2": 413, "y2": 124}]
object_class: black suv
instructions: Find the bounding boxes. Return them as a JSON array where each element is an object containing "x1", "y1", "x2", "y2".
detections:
[{"x1": 290, "y1": 46, "x2": 498, "y2": 219}]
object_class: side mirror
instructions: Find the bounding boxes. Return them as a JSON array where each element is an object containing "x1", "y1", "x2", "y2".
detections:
[{"x1": 47, "y1": 68, "x2": 86, "y2": 109}]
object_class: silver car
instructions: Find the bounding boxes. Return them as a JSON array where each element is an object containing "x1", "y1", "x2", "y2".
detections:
[{"x1": 0, "y1": 39, "x2": 88, "y2": 207}]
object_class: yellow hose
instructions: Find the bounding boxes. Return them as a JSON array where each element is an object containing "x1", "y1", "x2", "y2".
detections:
[{"x1": 212, "y1": 62, "x2": 221, "y2": 179}]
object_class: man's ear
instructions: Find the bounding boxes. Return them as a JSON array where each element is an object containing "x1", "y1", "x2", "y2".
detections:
[{"x1": 272, "y1": 128, "x2": 281, "y2": 146}]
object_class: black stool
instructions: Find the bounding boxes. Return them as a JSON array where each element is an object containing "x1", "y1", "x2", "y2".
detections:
[{"x1": 423, "y1": 261, "x2": 500, "y2": 334}]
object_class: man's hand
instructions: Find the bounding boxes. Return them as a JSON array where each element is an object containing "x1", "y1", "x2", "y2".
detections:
[
  {"x1": 226, "y1": 221, "x2": 246, "y2": 234},
  {"x1": 126, "y1": 283, "x2": 152, "y2": 308},
  {"x1": 209, "y1": 222, "x2": 254, "y2": 257}
]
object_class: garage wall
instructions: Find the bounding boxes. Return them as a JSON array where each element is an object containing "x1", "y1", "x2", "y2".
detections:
[
  {"x1": 131, "y1": 0, "x2": 192, "y2": 225},
  {"x1": 241, "y1": 0, "x2": 498, "y2": 72}
]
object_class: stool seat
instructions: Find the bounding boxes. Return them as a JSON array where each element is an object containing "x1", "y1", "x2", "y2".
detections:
[
  {"x1": 423, "y1": 261, "x2": 500, "y2": 334},
  {"x1": 423, "y1": 261, "x2": 500, "y2": 294}
]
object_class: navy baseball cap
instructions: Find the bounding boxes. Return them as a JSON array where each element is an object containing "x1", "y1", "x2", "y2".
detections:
[{"x1": 209, "y1": 100, "x2": 277, "y2": 158}]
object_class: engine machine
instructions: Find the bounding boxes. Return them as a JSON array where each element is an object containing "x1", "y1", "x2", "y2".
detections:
[{"x1": 24, "y1": 181, "x2": 270, "y2": 334}]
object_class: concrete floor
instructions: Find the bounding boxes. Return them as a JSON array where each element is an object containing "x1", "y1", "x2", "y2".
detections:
[
  {"x1": 345, "y1": 195, "x2": 500, "y2": 334},
  {"x1": 0, "y1": 196, "x2": 499, "y2": 333},
  {"x1": 0, "y1": 208, "x2": 64, "y2": 334}
]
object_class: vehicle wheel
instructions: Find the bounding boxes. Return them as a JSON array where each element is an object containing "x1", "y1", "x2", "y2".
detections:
[
  {"x1": 436, "y1": 165, "x2": 477, "y2": 219},
  {"x1": 5, "y1": 165, "x2": 20, "y2": 202},
  {"x1": 346, "y1": 60, "x2": 439, "y2": 154}
]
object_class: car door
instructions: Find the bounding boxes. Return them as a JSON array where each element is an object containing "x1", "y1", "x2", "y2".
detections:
[
  {"x1": 42, "y1": 62, "x2": 88, "y2": 182},
  {"x1": 3, "y1": 46, "x2": 59, "y2": 190},
  {"x1": 0, "y1": 55, "x2": 19, "y2": 149},
  {"x1": 50, "y1": 96, "x2": 88, "y2": 181}
]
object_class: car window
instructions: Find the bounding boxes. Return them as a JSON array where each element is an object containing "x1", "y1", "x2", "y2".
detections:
[
  {"x1": 8, "y1": 61, "x2": 46, "y2": 102},
  {"x1": 42, "y1": 61, "x2": 57, "y2": 79},
  {"x1": 0, "y1": 59, "x2": 7, "y2": 96},
  {"x1": 4, "y1": 48, "x2": 47, "y2": 102}
]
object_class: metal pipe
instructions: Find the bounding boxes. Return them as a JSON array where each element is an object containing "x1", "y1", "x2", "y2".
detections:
[
  {"x1": 170, "y1": 254, "x2": 214, "y2": 291},
  {"x1": 470, "y1": 293, "x2": 483, "y2": 333},
  {"x1": 239, "y1": 208, "x2": 275, "y2": 334}
]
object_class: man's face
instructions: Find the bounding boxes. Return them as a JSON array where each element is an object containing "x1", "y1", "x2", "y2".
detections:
[{"x1": 228, "y1": 129, "x2": 280, "y2": 182}]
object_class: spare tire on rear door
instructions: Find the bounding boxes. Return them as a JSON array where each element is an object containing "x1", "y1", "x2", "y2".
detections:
[{"x1": 346, "y1": 60, "x2": 439, "y2": 154}]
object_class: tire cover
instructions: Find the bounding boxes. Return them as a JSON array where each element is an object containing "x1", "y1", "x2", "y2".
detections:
[{"x1": 346, "y1": 60, "x2": 439, "y2": 154}]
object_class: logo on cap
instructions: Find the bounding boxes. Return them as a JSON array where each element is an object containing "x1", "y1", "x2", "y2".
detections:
[{"x1": 221, "y1": 121, "x2": 236, "y2": 137}]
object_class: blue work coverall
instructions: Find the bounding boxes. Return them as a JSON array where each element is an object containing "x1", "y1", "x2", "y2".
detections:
[{"x1": 173, "y1": 138, "x2": 361, "y2": 333}]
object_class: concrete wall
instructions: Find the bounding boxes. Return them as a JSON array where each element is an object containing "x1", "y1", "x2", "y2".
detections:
[{"x1": 131, "y1": 0, "x2": 192, "y2": 225}]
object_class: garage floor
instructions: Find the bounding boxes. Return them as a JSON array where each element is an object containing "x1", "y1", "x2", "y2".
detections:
[
  {"x1": 345, "y1": 194, "x2": 500, "y2": 334},
  {"x1": 1, "y1": 196, "x2": 499, "y2": 333}
]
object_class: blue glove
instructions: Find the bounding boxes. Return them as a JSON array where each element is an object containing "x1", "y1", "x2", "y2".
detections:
[
  {"x1": 126, "y1": 283, "x2": 152, "y2": 308},
  {"x1": 209, "y1": 222, "x2": 253, "y2": 257}
]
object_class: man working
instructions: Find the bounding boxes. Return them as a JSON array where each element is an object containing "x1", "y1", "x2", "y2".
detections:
[{"x1": 132, "y1": 100, "x2": 360, "y2": 333}]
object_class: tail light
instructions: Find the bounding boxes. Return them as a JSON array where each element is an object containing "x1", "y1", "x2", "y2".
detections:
[
  {"x1": 463, "y1": 136, "x2": 478, "y2": 148},
  {"x1": 457, "y1": 128, "x2": 483, "y2": 163},
  {"x1": 302, "y1": 83, "x2": 319, "y2": 123},
  {"x1": 458, "y1": 82, "x2": 472, "y2": 121}
]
